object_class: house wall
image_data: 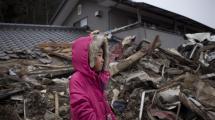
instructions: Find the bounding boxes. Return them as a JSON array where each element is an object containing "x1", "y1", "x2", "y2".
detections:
[
  {"x1": 109, "y1": 8, "x2": 137, "y2": 29},
  {"x1": 113, "y1": 26, "x2": 185, "y2": 48},
  {"x1": 62, "y1": 0, "x2": 138, "y2": 31},
  {"x1": 63, "y1": 0, "x2": 110, "y2": 31},
  {"x1": 62, "y1": 0, "x2": 185, "y2": 48}
]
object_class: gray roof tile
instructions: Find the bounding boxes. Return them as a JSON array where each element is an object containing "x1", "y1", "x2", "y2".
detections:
[{"x1": 0, "y1": 23, "x2": 88, "y2": 52}]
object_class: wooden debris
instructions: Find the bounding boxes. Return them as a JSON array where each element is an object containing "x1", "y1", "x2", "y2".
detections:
[
  {"x1": 38, "y1": 42, "x2": 72, "y2": 61},
  {"x1": 54, "y1": 91, "x2": 59, "y2": 120},
  {"x1": 28, "y1": 66, "x2": 73, "y2": 78},
  {"x1": 33, "y1": 64, "x2": 71, "y2": 68},
  {"x1": 24, "y1": 99, "x2": 27, "y2": 120},
  {"x1": 179, "y1": 92, "x2": 211, "y2": 120},
  {"x1": 1, "y1": 34, "x2": 215, "y2": 120},
  {"x1": 0, "y1": 88, "x2": 25, "y2": 100},
  {"x1": 110, "y1": 35, "x2": 161, "y2": 76}
]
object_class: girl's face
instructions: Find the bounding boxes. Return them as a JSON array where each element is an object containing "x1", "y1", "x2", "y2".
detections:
[{"x1": 94, "y1": 48, "x2": 104, "y2": 72}]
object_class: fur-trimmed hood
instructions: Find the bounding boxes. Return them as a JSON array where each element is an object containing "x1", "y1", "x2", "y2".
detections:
[
  {"x1": 72, "y1": 33, "x2": 109, "y2": 79},
  {"x1": 89, "y1": 33, "x2": 109, "y2": 70}
]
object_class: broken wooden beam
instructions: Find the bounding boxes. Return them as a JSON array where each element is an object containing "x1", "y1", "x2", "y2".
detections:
[
  {"x1": 0, "y1": 88, "x2": 25, "y2": 100},
  {"x1": 40, "y1": 49, "x2": 71, "y2": 61},
  {"x1": 54, "y1": 91, "x2": 59, "y2": 120},
  {"x1": 179, "y1": 92, "x2": 211, "y2": 120},
  {"x1": 110, "y1": 35, "x2": 161, "y2": 76},
  {"x1": 38, "y1": 42, "x2": 71, "y2": 61},
  {"x1": 27, "y1": 67, "x2": 73, "y2": 78},
  {"x1": 33, "y1": 64, "x2": 71, "y2": 68}
]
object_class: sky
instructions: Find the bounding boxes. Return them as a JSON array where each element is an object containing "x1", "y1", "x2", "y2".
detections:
[{"x1": 131, "y1": 0, "x2": 215, "y2": 29}]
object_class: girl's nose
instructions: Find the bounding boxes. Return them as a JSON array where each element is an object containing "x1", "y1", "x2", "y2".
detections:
[{"x1": 101, "y1": 58, "x2": 104, "y2": 63}]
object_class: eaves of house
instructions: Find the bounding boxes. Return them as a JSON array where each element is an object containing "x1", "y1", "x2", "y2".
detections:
[
  {"x1": 49, "y1": 0, "x2": 79, "y2": 25},
  {"x1": 49, "y1": 0, "x2": 215, "y2": 33}
]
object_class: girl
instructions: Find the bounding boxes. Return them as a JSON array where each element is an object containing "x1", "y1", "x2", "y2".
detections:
[{"x1": 69, "y1": 33, "x2": 116, "y2": 120}]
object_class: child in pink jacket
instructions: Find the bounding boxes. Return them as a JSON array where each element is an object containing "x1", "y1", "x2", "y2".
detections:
[{"x1": 69, "y1": 33, "x2": 116, "y2": 120}]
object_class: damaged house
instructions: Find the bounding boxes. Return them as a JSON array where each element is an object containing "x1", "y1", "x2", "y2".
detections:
[
  {"x1": 1, "y1": 0, "x2": 215, "y2": 120},
  {"x1": 50, "y1": 0, "x2": 214, "y2": 48},
  {"x1": 0, "y1": 23, "x2": 87, "y2": 120}
]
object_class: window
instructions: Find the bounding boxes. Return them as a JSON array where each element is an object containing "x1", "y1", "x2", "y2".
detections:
[
  {"x1": 73, "y1": 17, "x2": 88, "y2": 28},
  {"x1": 77, "y1": 4, "x2": 82, "y2": 15},
  {"x1": 80, "y1": 18, "x2": 87, "y2": 27}
]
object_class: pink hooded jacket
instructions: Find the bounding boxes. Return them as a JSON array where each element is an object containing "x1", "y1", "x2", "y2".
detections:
[{"x1": 69, "y1": 35, "x2": 116, "y2": 120}]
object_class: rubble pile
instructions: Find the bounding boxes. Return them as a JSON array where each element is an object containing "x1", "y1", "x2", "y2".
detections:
[
  {"x1": 0, "y1": 42, "x2": 72, "y2": 120},
  {"x1": 0, "y1": 33, "x2": 215, "y2": 120},
  {"x1": 108, "y1": 33, "x2": 215, "y2": 120}
]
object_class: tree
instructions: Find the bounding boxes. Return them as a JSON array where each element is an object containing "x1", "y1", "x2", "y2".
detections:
[{"x1": 0, "y1": 0, "x2": 62, "y2": 24}]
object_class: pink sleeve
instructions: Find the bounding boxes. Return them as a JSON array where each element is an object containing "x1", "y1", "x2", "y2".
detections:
[{"x1": 70, "y1": 77, "x2": 99, "y2": 120}]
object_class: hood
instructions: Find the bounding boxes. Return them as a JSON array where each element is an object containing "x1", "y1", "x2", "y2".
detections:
[{"x1": 72, "y1": 33, "x2": 109, "y2": 79}]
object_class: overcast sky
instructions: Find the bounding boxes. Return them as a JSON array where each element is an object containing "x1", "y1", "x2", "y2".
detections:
[{"x1": 132, "y1": 0, "x2": 215, "y2": 29}]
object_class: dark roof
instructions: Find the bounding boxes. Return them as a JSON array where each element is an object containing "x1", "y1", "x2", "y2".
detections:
[
  {"x1": 114, "y1": 0, "x2": 215, "y2": 32},
  {"x1": 50, "y1": 0, "x2": 214, "y2": 33},
  {"x1": 0, "y1": 23, "x2": 88, "y2": 54},
  {"x1": 49, "y1": 0, "x2": 79, "y2": 25}
]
